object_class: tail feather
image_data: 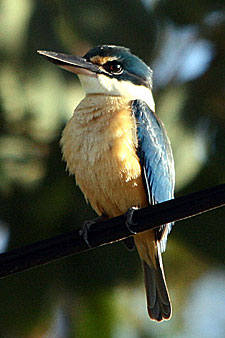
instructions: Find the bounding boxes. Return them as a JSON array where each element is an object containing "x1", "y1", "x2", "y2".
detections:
[
  {"x1": 134, "y1": 231, "x2": 171, "y2": 321},
  {"x1": 143, "y1": 257, "x2": 171, "y2": 321}
]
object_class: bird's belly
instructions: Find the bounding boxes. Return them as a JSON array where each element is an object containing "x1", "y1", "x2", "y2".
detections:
[
  {"x1": 61, "y1": 95, "x2": 148, "y2": 217},
  {"x1": 77, "y1": 148, "x2": 148, "y2": 217}
]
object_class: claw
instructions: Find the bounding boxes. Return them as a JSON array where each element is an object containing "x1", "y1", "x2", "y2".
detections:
[
  {"x1": 79, "y1": 214, "x2": 107, "y2": 247},
  {"x1": 79, "y1": 220, "x2": 93, "y2": 248},
  {"x1": 125, "y1": 207, "x2": 138, "y2": 234}
]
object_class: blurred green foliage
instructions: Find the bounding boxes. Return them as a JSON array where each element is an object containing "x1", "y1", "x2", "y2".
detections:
[{"x1": 0, "y1": 0, "x2": 224, "y2": 337}]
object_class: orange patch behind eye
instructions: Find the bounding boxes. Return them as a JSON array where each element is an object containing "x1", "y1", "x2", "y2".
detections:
[{"x1": 90, "y1": 55, "x2": 117, "y2": 65}]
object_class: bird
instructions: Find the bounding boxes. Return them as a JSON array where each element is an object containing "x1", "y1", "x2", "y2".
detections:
[{"x1": 37, "y1": 45, "x2": 175, "y2": 322}]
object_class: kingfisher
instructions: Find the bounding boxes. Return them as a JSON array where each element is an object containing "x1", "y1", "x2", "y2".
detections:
[{"x1": 37, "y1": 45, "x2": 175, "y2": 322}]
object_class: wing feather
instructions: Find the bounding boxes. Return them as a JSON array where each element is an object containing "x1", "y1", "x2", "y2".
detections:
[{"x1": 131, "y1": 99, "x2": 175, "y2": 251}]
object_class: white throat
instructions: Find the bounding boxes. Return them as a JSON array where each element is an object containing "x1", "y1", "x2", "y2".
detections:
[{"x1": 78, "y1": 73, "x2": 155, "y2": 112}]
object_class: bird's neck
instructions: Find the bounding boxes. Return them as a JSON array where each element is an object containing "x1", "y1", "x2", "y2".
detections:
[{"x1": 78, "y1": 74, "x2": 155, "y2": 112}]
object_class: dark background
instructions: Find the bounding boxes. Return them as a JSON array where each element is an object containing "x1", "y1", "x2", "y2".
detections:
[{"x1": 0, "y1": 0, "x2": 224, "y2": 337}]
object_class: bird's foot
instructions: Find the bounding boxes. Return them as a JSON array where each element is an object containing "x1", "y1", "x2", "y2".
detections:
[
  {"x1": 125, "y1": 207, "x2": 138, "y2": 234},
  {"x1": 79, "y1": 214, "x2": 107, "y2": 248}
]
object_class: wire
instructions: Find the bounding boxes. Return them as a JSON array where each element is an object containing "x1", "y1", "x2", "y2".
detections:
[{"x1": 0, "y1": 183, "x2": 224, "y2": 279}]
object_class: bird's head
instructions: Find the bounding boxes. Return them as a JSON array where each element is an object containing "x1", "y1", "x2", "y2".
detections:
[{"x1": 37, "y1": 45, "x2": 154, "y2": 110}]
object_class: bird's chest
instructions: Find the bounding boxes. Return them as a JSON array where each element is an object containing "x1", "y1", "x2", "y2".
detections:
[{"x1": 61, "y1": 95, "x2": 147, "y2": 216}]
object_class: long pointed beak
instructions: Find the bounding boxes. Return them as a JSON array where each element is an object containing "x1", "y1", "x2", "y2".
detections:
[{"x1": 37, "y1": 50, "x2": 101, "y2": 76}]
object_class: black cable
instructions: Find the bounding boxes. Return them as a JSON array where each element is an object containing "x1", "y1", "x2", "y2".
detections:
[{"x1": 0, "y1": 183, "x2": 224, "y2": 279}]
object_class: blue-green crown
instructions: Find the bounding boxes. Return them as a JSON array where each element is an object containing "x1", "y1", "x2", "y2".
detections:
[{"x1": 84, "y1": 45, "x2": 153, "y2": 88}]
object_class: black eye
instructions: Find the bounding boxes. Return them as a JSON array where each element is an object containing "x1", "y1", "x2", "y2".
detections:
[{"x1": 103, "y1": 61, "x2": 123, "y2": 74}]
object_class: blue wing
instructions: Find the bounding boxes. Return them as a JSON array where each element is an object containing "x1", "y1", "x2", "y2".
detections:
[{"x1": 132, "y1": 99, "x2": 175, "y2": 252}]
